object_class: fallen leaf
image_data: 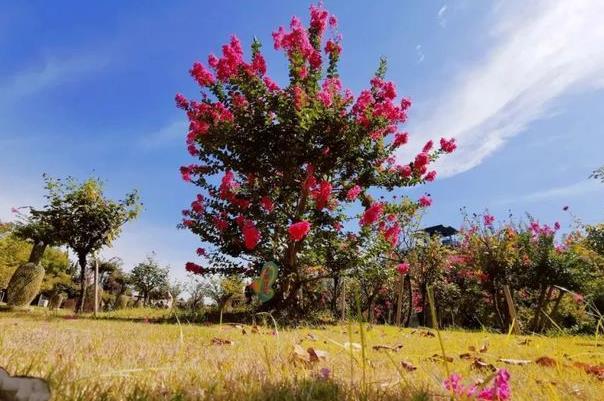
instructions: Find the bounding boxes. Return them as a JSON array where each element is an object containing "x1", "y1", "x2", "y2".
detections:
[
  {"x1": 498, "y1": 358, "x2": 531, "y2": 366},
  {"x1": 459, "y1": 352, "x2": 473, "y2": 360},
  {"x1": 211, "y1": 337, "x2": 234, "y2": 346},
  {"x1": 372, "y1": 344, "x2": 404, "y2": 352},
  {"x1": 518, "y1": 338, "x2": 532, "y2": 345},
  {"x1": 479, "y1": 343, "x2": 489, "y2": 353},
  {"x1": 241, "y1": 328, "x2": 247, "y2": 335},
  {"x1": 343, "y1": 342, "x2": 362, "y2": 351},
  {"x1": 251, "y1": 325, "x2": 259, "y2": 334},
  {"x1": 400, "y1": 360, "x2": 417, "y2": 371},
  {"x1": 471, "y1": 358, "x2": 496, "y2": 372},
  {"x1": 535, "y1": 356, "x2": 557, "y2": 367},
  {"x1": 429, "y1": 354, "x2": 454, "y2": 363},
  {"x1": 307, "y1": 347, "x2": 328, "y2": 362},
  {"x1": 418, "y1": 330, "x2": 436, "y2": 338},
  {"x1": 573, "y1": 362, "x2": 604, "y2": 380}
]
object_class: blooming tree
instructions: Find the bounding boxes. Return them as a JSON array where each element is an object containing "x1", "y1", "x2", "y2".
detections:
[{"x1": 177, "y1": 3, "x2": 455, "y2": 311}]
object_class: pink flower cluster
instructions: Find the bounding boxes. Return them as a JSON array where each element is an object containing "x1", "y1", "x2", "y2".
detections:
[
  {"x1": 289, "y1": 220, "x2": 311, "y2": 241},
  {"x1": 185, "y1": 262, "x2": 204, "y2": 275},
  {"x1": 346, "y1": 184, "x2": 362, "y2": 201},
  {"x1": 311, "y1": 180, "x2": 333, "y2": 210},
  {"x1": 444, "y1": 369, "x2": 511, "y2": 400},
  {"x1": 273, "y1": 16, "x2": 321, "y2": 71},
  {"x1": 360, "y1": 202, "x2": 384, "y2": 227},
  {"x1": 241, "y1": 220, "x2": 261, "y2": 250},
  {"x1": 396, "y1": 262, "x2": 409, "y2": 275}
]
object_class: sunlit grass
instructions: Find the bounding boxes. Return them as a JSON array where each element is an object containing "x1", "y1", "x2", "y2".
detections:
[{"x1": 0, "y1": 308, "x2": 602, "y2": 400}]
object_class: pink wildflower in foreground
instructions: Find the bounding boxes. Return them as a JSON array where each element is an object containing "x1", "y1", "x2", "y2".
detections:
[{"x1": 443, "y1": 369, "x2": 511, "y2": 401}]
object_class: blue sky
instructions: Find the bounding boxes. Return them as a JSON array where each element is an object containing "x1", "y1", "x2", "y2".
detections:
[{"x1": 1, "y1": 0, "x2": 603, "y2": 282}]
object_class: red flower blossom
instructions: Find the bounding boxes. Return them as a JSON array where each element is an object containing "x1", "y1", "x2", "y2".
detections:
[
  {"x1": 242, "y1": 221, "x2": 261, "y2": 250},
  {"x1": 425, "y1": 170, "x2": 437, "y2": 182},
  {"x1": 422, "y1": 140, "x2": 433, "y2": 153},
  {"x1": 213, "y1": 216, "x2": 229, "y2": 231},
  {"x1": 251, "y1": 52, "x2": 267, "y2": 75},
  {"x1": 185, "y1": 262, "x2": 204, "y2": 275},
  {"x1": 175, "y1": 93, "x2": 189, "y2": 110},
  {"x1": 396, "y1": 263, "x2": 410, "y2": 275},
  {"x1": 392, "y1": 132, "x2": 408, "y2": 148},
  {"x1": 289, "y1": 220, "x2": 311, "y2": 241},
  {"x1": 189, "y1": 62, "x2": 215, "y2": 87},
  {"x1": 384, "y1": 223, "x2": 401, "y2": 247},
  {"x1": 418, "y1": 195, "x2": 432, "y2": 207},
  {"x1": 483, "y1": 214, "x2": 495, "y2": 226},
  {"x1": 346, "y1": 185, "x2": 362, "y2": 201},
  {"x1": 312, "y1": 180, "x2": 332, "y2": 210},
  {"x1": 263, "y1": 76, "x2": 280, "y2": 91},
  {"x1": 260, "y1": 196, "x2": 274, "y2": 212},
  {"x1": 360, "y1": 202, "x2": 384, "y2": 226},
  {"x1": 196, "y1": 247, "x2": 206, "y2": 256},
  {"x1": 414, "y1": 152, "x2": 430, "y2": 168},
  {"x1": 439, "y1": 137, "x2": 457, "y2": 153}
]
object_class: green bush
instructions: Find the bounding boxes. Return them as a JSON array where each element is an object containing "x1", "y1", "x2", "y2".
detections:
[{"x1": 6, "y1": 262, "x2": 45, "y2": 307}]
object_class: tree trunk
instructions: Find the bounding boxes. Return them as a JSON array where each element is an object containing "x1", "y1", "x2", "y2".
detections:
[
  {"x1": 395, "y1": 275, "x2": 404, "y2": 326},
  {"x1": 403, "y1": 275, "x2": 412, "y2": 327},
  {"x1": 93, "y1": 259, "x2": 99, "y2": 317},
  {"x1": 531, "y1": 284, "x2": 547, "y2": 332},
  {"x1": 76, "y1": 253, "x2": 88, "y2": 313},
  {"x1": 28, "y1": 241, "x2": 47, "y2": 265},
  {"x1": 492, "y1": 289, "x2": 506, "y2": 330},
  {"x1": 545, "y1": 290, "x2": 565, "y2": 329},
  {"x1": 535, "y1": 286, "x2": 554, "y2": 332}
]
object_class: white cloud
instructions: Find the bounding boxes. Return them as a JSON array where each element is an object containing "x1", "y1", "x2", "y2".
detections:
[
  {"x1": 496, "y1": 179, "x2": 604, "y2": 205},
  {"x1": 0, "y1": 55, "x2": 109, "y2": 101},
  {"x1": 437, "y1": 4, "x2": 448, "y2": 27},
  {"x1": 402, "y1": 0, "x2": 604, "y2": 177},
  {"x1": 140, "y1": 120, "x2": 187, "y2": 149},
  {"x1": 100, "y1": 220, "x2": 198, "y2": 283}
]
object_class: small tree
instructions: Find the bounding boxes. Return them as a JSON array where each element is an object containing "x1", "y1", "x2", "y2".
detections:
[
  {"x1": 5, "y1": 208, "x2": 64, "y2": 307},
  {"x1": 177, "y1": 3, "x2": 455, "y2": 313},
  {"x1": 40, "y1": 175, "x2": 141, "y2": 312},
  {"x1": 129, "y1": 256, "x2": 169, "y2": 306}
]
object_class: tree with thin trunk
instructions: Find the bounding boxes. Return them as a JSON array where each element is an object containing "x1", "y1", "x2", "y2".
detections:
[
  {"x1": 40, "y1": 175, "x2": 141, "y2": 313},
  {"x1": 129, "y1": 256, "x2": 169, "y2": 307}
]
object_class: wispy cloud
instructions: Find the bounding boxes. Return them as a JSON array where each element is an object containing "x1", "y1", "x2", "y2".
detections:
[
  {"x1": 496, "y1": 179, "x2": 604, "y2": 205},
  {"x1": 437, "y1": 4, "x2": 448, "y2": 28},
  {"x1": 140, "y1": 120, "x2": 187, "y2": 149},
  {"x1": 0, "y1": 55, "x2": 109, "y2": 102},
  {"x1": 416, "y1": 44, "x2": 425, "y2": 64},
  {"x1": 402, "y1": 0, "x2": 604, "y2": 177}
]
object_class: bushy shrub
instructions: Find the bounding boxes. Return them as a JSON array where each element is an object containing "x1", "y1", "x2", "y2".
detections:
[{"x1": 6, "y1": 262, "x2": 45, "y2": 307}]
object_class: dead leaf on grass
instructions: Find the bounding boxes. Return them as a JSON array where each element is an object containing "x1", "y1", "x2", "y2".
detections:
[
  {"x1": 307, "y1": 347, "x2": 328, "y2": 363},
  {"x1": 573, "y1": 362, "x2": 604, "y2": 381},
  {"x1": 343, "y1": 342, "x2": 362, "y2": 351},
  {"x1": 372, "y1": 344, "x2": 404, "y2": 352},
  {"x1": 471, "y1": 358, "x2": 496, "y2": 372},
  {"x1": 535, "y1": 356, "x2": 557, "y2": 367},
  {"x1": 429, "y1": 354, "x2": 454, "y2": 363},
  {"x1": 498, "y1": 358, "x2": 531, "y2": 366},
  {"x1": 459, "y1": 352, "x2": 473, "y2": 360},
  {"x1": 400, "y1": 360, "x2": 417, "y2": 371},
  {"x1": 211, "y1": 337, "x2": 234, "y2": 346}
]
